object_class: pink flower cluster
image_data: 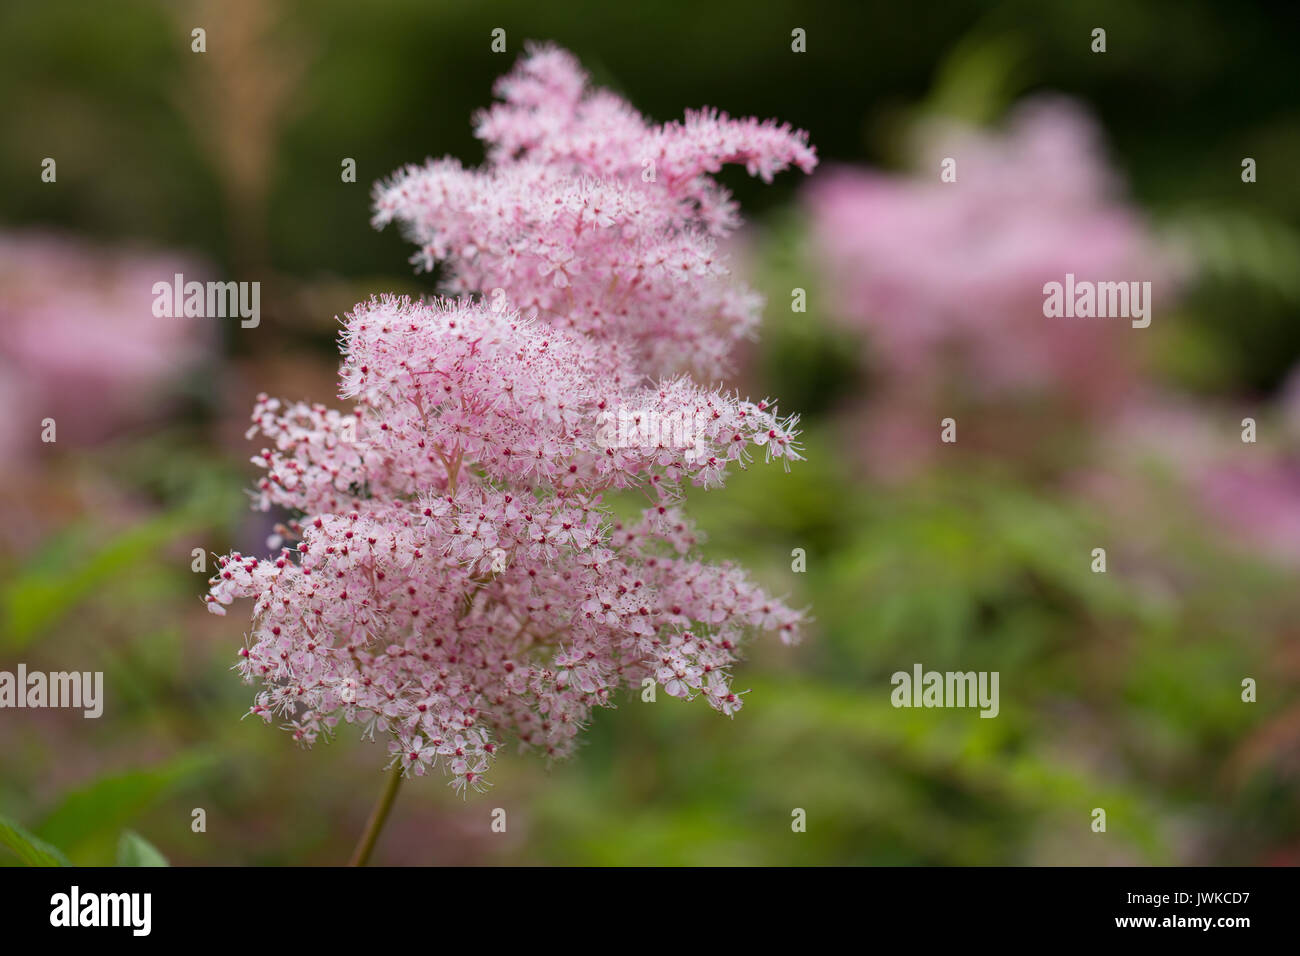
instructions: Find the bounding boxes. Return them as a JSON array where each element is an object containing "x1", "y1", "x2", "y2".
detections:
[
  {"x1": 806, "y1": 97, "x2": 1165, "y2": 403},
  {"x1": 374, "y1": 44, "x2": 816, "y2": 377},
  {"x1": 0, "y1": 231, "x2": 209, "y2": 459},
  {"x1": 208, "y1": 45, "x2": 813, "y2": 792},
  {"x1": 1192, "y1": 368, "x2": 1300, "y2": 568},
  {"x1": 1079, "y1": 383, "x2": 1300, "y2": 569},
  {"x1": 1197, "y1": 459, "x2": 1300, "y2": 567}
]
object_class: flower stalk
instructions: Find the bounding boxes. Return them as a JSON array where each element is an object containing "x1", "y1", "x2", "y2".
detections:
[{"x1": 348, "y1": 769, "x2": 404, "y2": 866}]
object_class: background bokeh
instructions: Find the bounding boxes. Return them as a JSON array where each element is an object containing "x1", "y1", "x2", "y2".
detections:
[{"x1": 2, "y1": 0, "x2": 1298, "y2": 865}]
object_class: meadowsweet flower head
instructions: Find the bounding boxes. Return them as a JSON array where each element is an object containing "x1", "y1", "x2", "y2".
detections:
[
  {"x1": 374, "y1": 43, "x2": 816, "y2": 377},
  {"x1": 209, "y1": 46, "x2": 813, "y2": 793}
]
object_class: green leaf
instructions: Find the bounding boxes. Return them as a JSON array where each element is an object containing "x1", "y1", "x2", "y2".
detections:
[
  {"x1": 1167, "y1": 208, "x2": 1300, "y2": 301},
  {"x1": 0, "y1": 812, "x2": 71, "y2": 867},
  {"x1": 923, "y1": 32, "x2": 1031, "y2": 126},
  {"x1": 0, "y1": 509, "x2": 204, "y2": 650},
  {"x1": 35, "y1": 752, "x2": 216, "y2": 855},
  {"x1": 116, "y1": 830, "x2": 169, "y2": 867}
]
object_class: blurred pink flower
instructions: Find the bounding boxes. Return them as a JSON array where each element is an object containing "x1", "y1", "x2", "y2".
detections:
[
  {"x1": 807, "y1": 97, "x2": 1168, "y2": 398},
  {"x1": 804, "y1": 97, "x2": 1175, "y2": 478},
  {"x1": 1193, "y1": 365, "x2": 1300, "y2": 567},
  {"x1": 1198, "y1": 460, "x2": 1300, "y2": 567},
  {"x1": 0, "y1": 231, "x2": 211, "y2": 456},
  {"x1": 1081, "y1": 388, "x2": 1300, "y2": 568}
]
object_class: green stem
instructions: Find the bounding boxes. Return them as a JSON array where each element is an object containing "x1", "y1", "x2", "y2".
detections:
[{"x1": 348, "y1": 768, "x2": 404, "y2": 866}]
